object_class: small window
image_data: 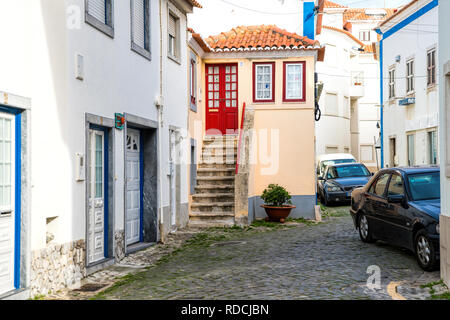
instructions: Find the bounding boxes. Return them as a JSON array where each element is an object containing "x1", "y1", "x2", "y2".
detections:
[
  {"x1": 427, "y1": 48, "x2": 436, "y2": 87},
  {"x1": 283, "y1": 61, "x2": 306, "y2": 102},
  {"x1": 131, "y1": 0, "x2": 150, "y2": 58},
  {"x1": 388, "y1": 68, "x2": 396, "y2": 99},
  {"x1": 406, "y1": 59, "x2": 414, "y2": 94},
  {"x1": 190, "y1": 58, "x2": 197, "y2": 109},
  {"x1": 359, "y1": 30, "x2": 370, "y2": 42},
  {"x1": 253, "y1": 62, "x2": 275, "y2": 103},
  {"x1": 168, "y1": 12, "x2": 179, "y2": 60},
  {"x1": 85, "y1": 0, "x2": 114, "y2": 37},
  {"x1": 387, "y1": 175, "x2": 404, "y2": 197}
]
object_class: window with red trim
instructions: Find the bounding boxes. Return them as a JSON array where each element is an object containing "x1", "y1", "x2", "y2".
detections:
[
  {"x1": 283, "y1": 61, "x2": 306, "y2": 102},
  {"x1": 253, "y1": 62, "x2": 275, "y2": 103},
  {"x1": 190, "y1": 58, "x2": 197, "y2": 107}
]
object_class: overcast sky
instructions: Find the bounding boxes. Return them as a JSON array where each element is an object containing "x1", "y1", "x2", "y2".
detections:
[{"x1": 188, "y1": 0, "x2": 411, "y2": 38}]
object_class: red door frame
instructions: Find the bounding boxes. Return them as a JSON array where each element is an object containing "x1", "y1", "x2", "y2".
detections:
[{"x1": 205, "y1": 63, "x2": 239, "y2": 135}]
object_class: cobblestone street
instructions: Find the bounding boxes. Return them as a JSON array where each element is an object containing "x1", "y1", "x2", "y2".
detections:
[{"x1": 64, "y1": 206, "x2": 439, "y2": 300}]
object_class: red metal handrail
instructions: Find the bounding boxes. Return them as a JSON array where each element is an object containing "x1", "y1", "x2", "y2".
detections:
[{"x1": 236, "y1": 102, "x2": 246, "y2": 174}]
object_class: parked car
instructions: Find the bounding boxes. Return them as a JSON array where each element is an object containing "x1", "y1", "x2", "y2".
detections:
[
  {"x1": 318, "y1": 163, "x2": 372, "y2": 206},
  {"x1": 350, "y1": 166, "x2": 440, "y2": 271},
  {"x1": 316, "y1": 153, "x2": 357, "y2": 178}
]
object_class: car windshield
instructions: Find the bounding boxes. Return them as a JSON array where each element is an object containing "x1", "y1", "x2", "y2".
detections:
[
  {"x1": 407, "y1": 172, "x2": 440, "y2": 201},
  {"x1": 320, "y1": 159, "x2": 356, "y2": 173},
  {"x1": 327, "y1": 164, "x2": 370, "y2": 179}
]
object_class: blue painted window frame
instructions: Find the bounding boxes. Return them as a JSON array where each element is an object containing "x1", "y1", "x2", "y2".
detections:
[{"x1": 0, "y1": 105, "x2": 23, "y2": 290}]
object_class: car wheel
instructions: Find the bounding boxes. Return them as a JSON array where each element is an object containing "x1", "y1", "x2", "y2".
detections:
[
  {"x1": 358, "y1": 213, "x2": 376, "y2": 243},
  {"x1": 414, "y1": 230, "x2": 438, "y2": 271}
]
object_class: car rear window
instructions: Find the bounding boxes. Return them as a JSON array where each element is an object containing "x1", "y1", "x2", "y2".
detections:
[
  {"x1": 320, "y1": 159, "x2": 356, "y2": 173},
  {"x1": 328, "y1": 164, "x2": 370, "y2": 179}
]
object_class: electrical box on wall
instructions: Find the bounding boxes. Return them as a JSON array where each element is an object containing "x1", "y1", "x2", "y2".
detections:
[{"x1": 76, "y1": 153, "x2": 86, "y2": 181}]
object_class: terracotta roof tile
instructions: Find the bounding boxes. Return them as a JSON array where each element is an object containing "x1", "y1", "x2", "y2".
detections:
[
  {"x1": 186, "y1": 0, "x2": 202, "y2": 8},
  {"x1": 322, "y1": 25, "x2": 364, "y2": 47},
  {"x1": 205, "y1": 25, "x2": 320, "y2": 51},
  {"x1": 343, "y1": 8, "x2": 397, "y2": 23},
  {"x1": 324, "y1": 0, "x2": 347, "y2": 9}
]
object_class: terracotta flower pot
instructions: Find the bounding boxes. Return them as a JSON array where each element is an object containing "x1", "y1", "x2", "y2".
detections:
[{"x1": 261, "y1": 205, "x2": 296, "y2": 223}]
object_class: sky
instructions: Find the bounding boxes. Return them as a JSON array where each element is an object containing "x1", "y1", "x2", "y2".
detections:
[{"x1": 188, "y1": 0, "x2": 412, "y2": 38}]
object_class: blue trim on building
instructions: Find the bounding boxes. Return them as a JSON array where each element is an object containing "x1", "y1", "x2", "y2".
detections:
[
  {"x1": 14, "y1": 112, "x2": 21, "y2": 289},
  {"x1": 383, "y1": 0, "x2": 438, "y2": 40},
  {"x1": 103, "y1": 129, "x2": 109, "y2": 258},
  {"x1": 89, "y1": 124, "x2": 109, "y2": 258},
  {"x1": 0, "y1": 106, "x2": 22, "y2": 115},
  {"x1": 380, "y1": 39, "x2": 384, "y2": 168},
  {"x1": 139, "y1": 130, "x2": 144, "y2": 243},
  {"x1": 376, "y1": 0, "x2": 438, "y2": 168},
  {"x1": 303, "y1": 2, "x2": 315, "y2": 40}
]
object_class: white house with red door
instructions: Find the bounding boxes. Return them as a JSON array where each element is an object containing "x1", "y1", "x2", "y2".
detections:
[
  {"x1": 0, "y1": 0, "x2": 201, "y2": 300},
  {"x1": 187, "y1": 25, "x2": 325, "y2": 227}
]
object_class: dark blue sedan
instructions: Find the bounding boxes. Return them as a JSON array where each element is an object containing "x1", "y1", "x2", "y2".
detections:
[
  {"x1": 350, "y1": 166, "x2": 440, "y2": 271},
  {"x1": 318, "y1": 163, "x2": 372, "y2": 206}
]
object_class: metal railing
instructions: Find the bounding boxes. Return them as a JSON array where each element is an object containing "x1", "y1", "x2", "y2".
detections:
[{"x1": 235, "y1": 102, "x2": 246, "y2": 175}]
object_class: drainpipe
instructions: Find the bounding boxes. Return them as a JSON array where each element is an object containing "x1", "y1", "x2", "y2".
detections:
[
  {"x1": 156, "y1": 0, "x2": 165, "y2": 244},
  {"x1": 375, "y1": 27, "x2": 384, "y2": 169}
]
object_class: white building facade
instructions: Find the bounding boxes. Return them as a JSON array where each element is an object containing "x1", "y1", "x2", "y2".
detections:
[
  {"x1": 439, "y1": 0, "x2": 450, "y2": 288},
  {"x1": 377, "y1": 0, "x2": 439, "y2": 169},
  {"x1": 315, "y1": 26, "x2": 363, "y2": 161},
  {"x1": 0, "y1": 0, "x2": 199, "y2": 299},
  {"x1": 313, "y1": 1, "x2": 391, "y2": 171}
]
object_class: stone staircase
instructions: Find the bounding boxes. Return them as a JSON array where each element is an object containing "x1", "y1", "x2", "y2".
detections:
[{"x1": 189, "y1": 136, "x2": 238, "y2": 228}]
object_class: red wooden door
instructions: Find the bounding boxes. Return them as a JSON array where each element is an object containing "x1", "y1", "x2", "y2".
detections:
[{"x1": 206, "y1": 64, "x2": 238, "y2": 135}]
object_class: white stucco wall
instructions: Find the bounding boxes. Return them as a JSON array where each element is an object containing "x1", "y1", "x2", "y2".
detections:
[
  {"x1": 0, "y1": 0, "x2": 190, "y2": 253},
  {"x1": 439, "y1": 0, "x2": 450, "y2": 218},
  {"x1": 380, "y1": 0, "x2": 439, "y2": 168}
]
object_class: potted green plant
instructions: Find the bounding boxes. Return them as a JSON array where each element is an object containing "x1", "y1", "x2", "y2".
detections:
[{"x1": 260, "y1": 184, "x2": 296, "y2": 223}]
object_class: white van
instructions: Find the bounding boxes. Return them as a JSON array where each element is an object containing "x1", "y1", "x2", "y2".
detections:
[{"x1": 316, "y1": 153, "x2": 357, "y2": 177}]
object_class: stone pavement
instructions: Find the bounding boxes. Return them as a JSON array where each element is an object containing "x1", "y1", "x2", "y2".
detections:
[{"x1": 44, "y1": 206, "x2": 445, "y2": 300}]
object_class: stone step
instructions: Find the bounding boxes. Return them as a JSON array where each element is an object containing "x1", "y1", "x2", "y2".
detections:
[
  {"x1": 198, "y1": 163, "x2": 236, "y2": 170},
  {"x1": 196, "y1": 176, "x2": 235, "y2": 186},
  {"x1": 190, "y1": 202, "x2": 235, "y2": 213},
  {"x1": 195, "y1": 185, "x2": 235, "y2": 194},
  {"x1": 188, "y1": 219, "x2": 235, "y2": 228},
  {"x1": 189, "y1": 212, "x2": 235, "y2": 218},
  {"x1": 204, "y1": 136, "x2": 238, "y2": 142},
  {"x1": 200, "y1": 158, "x2": 237, "y2": 166},
  {"x1": 192, "y1": 193, "x2": 235, "y2": 203},
  {"x1": 197, "y1": 168, "x2": 235, "y2": 177}
]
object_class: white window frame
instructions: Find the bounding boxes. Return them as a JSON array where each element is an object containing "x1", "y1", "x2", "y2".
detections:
[
  {"x1": 254, "y1": 63, "x2": 274, "y2": 102},
  {"x1": 189, "y1": 53, "x2": 197, "y2": 112},
  {"x1": 85, "y1": 0, "x2": 114, "y2": 38},
  {"x1": 388, "y1": 67, "x2": 396, "y2": 100},
  {"x1": 283, "y1": 62, "x2": 305, "y2": 102},
  {"x1": 406, "y1": 59, "x2": 415, "y2": 94},
  {"x1": 130, "y1": 0, "x2": 151, "y2": 60},
  {"x1": 168, "y1": 10, "x2": 180, "y2": 63},
  {"x1": 359, "y1": 30, "x2": 370, "y2": 42},
  {"x1": 427, "y1": 48, "x2": 437, "y2": 87}
]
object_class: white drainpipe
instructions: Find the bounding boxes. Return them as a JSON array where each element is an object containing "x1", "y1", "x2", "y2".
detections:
[{"x1": 156, "y1": 0, "x2": 165, "y2": 243}]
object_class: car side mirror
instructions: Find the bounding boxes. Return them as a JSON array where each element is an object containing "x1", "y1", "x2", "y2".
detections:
[
  {"x1": 371, "y1": 172, "x2": 375, "y2": 176},
  {"x1": 388, "y1": 194, "x2": 407, "y2": 207}
]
